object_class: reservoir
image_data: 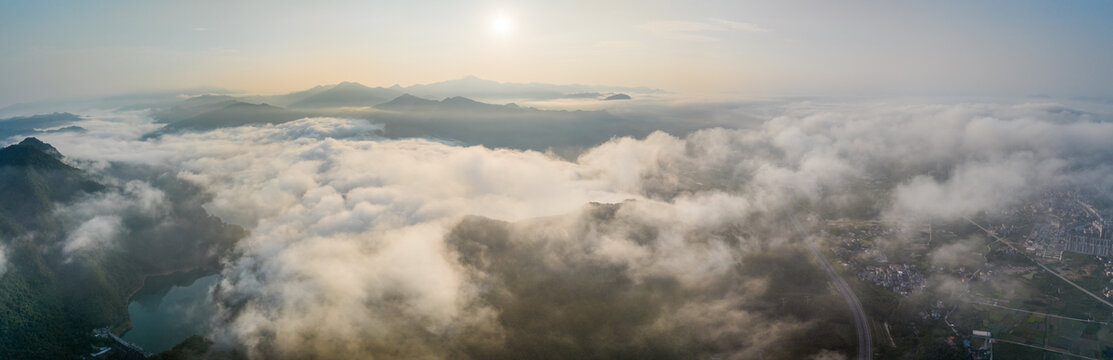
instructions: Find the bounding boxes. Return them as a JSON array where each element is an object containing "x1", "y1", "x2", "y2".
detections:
[{"x1": 121, "y1": 272, "x2": 220, "y2": 353}]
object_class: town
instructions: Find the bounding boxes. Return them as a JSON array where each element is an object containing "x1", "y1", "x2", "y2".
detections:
[{"x1": 820, "y1": 187, "x2": 1113, "y2": 359}]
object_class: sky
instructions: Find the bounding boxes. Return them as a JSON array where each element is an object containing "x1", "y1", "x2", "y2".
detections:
[
  {"x1": 1, "y1": 0, "x2": 1112, "y2": 106},
  {"x1": 5, "y1": 2, "x2": 1113, "y2": 358}
]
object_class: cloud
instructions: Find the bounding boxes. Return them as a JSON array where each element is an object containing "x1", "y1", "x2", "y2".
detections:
[
  {"x1": 638, "y1": 18, "x2": 771, "y2": 42},
  {"x1": 0, "y1": 243, "x2": 8, "y2": 277},
  {"x1": 887, "y1": 154, "x2": 1042, "y2": 222},
  {"x1": 57, "y1": 180, "x2": 169, "y2": 258},
  {"x1": 48, "y1": 116, "x2": 818, "y2": 358},
  {"x1": 26, "y1": 99, "x2": 1113, "y2": 358},
  {"x1": 809, "y1": 349, "x2": 848, "y2": 360},
  {"x1": 711, "y1": 18, "x2": 772, "y2": 33},
  {"x1": 929, "y1": 236, "x2": 986, "y2": 269},
  {"x1": 62, "y1": 215, "x2": 123, "y2": 256}
]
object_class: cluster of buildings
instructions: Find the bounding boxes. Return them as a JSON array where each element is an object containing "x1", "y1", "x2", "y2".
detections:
[
  {"x1": 1065, "y1": 233, "x2": 1113, "y2": 257},
  {"x1": 856, "y1": 264, "x2": 927, "y2": 296},
  {"x1": 1023, "y1": 190, "x2": 1113, "y2": 258},
  {"x1": 1012, "y1": 190, "x2": 1113, "y2": 301},
  {"x1": 823, "y1": 221, "x2": 930, "y2": 297},
  {"x1": 919, "y1": 300, "x2": 948, "y2": 321}
]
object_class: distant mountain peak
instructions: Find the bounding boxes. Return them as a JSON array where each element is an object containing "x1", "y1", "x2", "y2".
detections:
[
  {"x1": 374, "y1": 94, "x2": 440, "y2": 110},
  {"x1": 18, "y1": 137, "x2": 50, "y2": 147},
  {"x1": 375, "y1": 94, "x2": 526, "y2": 113},
  {"x1": 288, "y1": 82, "x2": 402, "y2": 108},
  {"x1": 442, "y1": 96, "x2": 480, "y2": 104},
  {"x1": 455, "y1": 75, "x2": 499, "y2": 84},
  {"x1": 335, "y1": 81, "x2": 369, "y2": 89},
  {"x1": 17, "y1": 137, "x2": 63, "y2": 159}
]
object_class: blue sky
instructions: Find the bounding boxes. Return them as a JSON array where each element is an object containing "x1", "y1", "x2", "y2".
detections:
[{"x1": 1, "y1": 0, "x2": 1111, "y2": 105}]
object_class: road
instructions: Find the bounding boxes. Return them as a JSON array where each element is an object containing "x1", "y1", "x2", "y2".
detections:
[{"x1": 787, "y1": 211, "x2": 872, "y2": 360}]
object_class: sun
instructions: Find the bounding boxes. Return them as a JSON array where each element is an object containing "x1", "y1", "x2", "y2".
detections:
[{"x1": 491, "y1": 13, "x2": 513, "y2": 38}]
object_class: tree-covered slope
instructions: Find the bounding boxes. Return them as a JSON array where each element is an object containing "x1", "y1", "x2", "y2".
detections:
[{"x1": 0, "y1": 138, "x2": 244, "y2": 360}]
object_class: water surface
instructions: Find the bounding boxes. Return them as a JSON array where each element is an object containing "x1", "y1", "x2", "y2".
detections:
[{"x1": 121, "y1": 273, "x2": 220, "y2": 353}]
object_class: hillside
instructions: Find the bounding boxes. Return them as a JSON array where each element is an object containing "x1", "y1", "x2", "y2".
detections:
[
  {"x1": 0, "y1": 138, "x2": 104, "y2": 230},
  {"x1": 0, "y1": 138, "x2": 245, "y2": 360},
  {"x1": 148, "y1": 102, "x2": 306, "y2": 137},
  {"x1": 0, "y1": 138, "x2": 108, "y2": 359}
]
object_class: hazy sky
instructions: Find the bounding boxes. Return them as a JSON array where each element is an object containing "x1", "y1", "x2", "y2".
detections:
[{"x1": 2, "y1": 0, "x2": 1111, "y2": 106}]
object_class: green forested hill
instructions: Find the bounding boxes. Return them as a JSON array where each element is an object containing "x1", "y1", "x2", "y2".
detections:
[{"x1": 0, "y1": 137, "x2": 244, "y2": 359}]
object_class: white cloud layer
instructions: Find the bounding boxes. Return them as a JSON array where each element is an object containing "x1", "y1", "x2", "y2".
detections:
[
  {"x1": 26, "y1": 99, "x2": 1113, "y2": 358},
  {"x1": 58, "y1": 180, "x2": 169, "y2": 258}
]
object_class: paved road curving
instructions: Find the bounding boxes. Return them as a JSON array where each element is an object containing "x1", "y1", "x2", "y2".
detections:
[{"x1": 787, "y1": 211, "x2": 872, "y2": 360}]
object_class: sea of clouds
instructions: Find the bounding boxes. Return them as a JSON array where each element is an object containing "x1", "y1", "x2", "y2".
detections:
[{"x1": 16, "y1": 99, "x2": 1113, "y2": 359}]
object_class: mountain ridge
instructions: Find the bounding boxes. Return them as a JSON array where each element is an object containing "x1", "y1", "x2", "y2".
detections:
[
  {"x1": 288, "y1": 81, "x2": 402, "y2": 108},
  {"x1": 374, "y1": 94, "x2": 525, "y2": 113},
  {"x1": 148, "y1": 101, "x2": 305, "y2": 137}
]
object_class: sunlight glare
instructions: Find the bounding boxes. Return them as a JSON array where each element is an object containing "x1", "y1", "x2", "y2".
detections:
[{"x1": 491, "y1": 13, "x2": 513, "y2": 38}]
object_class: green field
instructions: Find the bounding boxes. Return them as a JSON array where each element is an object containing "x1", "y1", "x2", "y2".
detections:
[{"x1": 955, "y1": 247, "x2": 1113, "y2": 359}]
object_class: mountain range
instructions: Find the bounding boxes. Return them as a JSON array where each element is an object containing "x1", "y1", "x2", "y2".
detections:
[
  {"x1": 287, "y1": 81, "x2": 403, "y2": 108},
  {"x1": 234, "y1": 76, "x2": 654, "y2": 109},
  {"x1": 152, "y1": 102, "x2": 305, "y2": 135},
  {"x1": 397, "y1": 75, "x2": 653, "y2": 101},
  {"x1": 0, "y1": 76, "x2": 652, "y2": 122},
  {"x1": 146, "y1": 93, "x2": 557, "y2": 138},
  {"x1": 375, "y1": 93, "x2": 524, "y2": 113},
  {"x1": 0, "y1": 113, "x2": 87, "y2": 139}
]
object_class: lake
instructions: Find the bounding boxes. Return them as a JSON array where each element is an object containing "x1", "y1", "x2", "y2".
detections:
[{"x1": 121, "y1": 272, "x2": 220, "y2": 353}]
